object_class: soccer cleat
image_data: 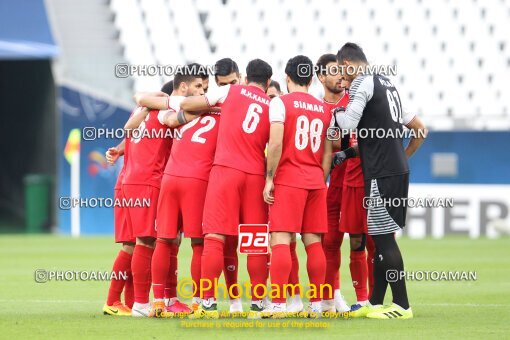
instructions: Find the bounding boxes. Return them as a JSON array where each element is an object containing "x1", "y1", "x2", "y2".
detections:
[
  {"x1": 229, "y1": 298, "x2": 243, "y2": 313},
  {"x1": 103, "y1": 301, "x2": 132, "y2": 316},
  {"x1": 366, "y1": 303, "x2": 413, "y2": 319},
  {"x1": 261, "y1": 302, "x2": 287, "y2": 319},
  {"x1": 191, "y1": 297, "x2": 201, "y2": 312},
  {"x1": 349, "y1": 303, "x2": 384, "y2": 318},
  {"x1": 306, "y1": 301, "x2": 322, "y2": 319},
  {"x1": 188, "y1": 299, "x2": 219, "y2": 319},
  {"x1": 247, "y1": 300, "x2": 264, "y2": 319},
  {"x1": 321, "y1": 299, "x2": 336, "y2": 313},
  {"x1": 334, "y1": 291, "x2": 350, "y2": 312},
  {"x1": 131, "y1": 302, "x2": 151, "y2": 317},
  {"x1": 262, "y1": 296, "x2": 271, "y2": 309},
  {"x1": 287, "y1": 295, "x2": 304, "y2": 313},
  {"x1": 149, "y1": 301, "x2": 166, "y2": 318},
  {"x1": 166, "y1": 300, "x2": 192, "y2": 314}
]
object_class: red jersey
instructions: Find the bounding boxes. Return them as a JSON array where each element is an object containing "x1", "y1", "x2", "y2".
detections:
[
  {"x1": 323, "y1": 93, "x2": 349, "y2": 188},
  {"x1": 164, "y1": 112, "x2": 220, "y2": 181},
  {"x1": 270, "y1": 92, "x2": 334, "y2": 190},
  {"x1": 205, "y1": 84, "x2": 270, "y2": 175},
  {"x1": 114, "y1": 165, "x2": 125, "y2": 190},
  {"x1": 343, "y1": 133, "x2": 364, "y2": 187},
  {"x1": 122, "y1": 109, "x2": 173, "y2": 188}
]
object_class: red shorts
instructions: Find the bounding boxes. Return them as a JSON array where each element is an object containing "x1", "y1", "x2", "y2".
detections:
[
  {"x1": 156, "y1": 174, "x2": 208, "y2": 239},
  {"x1": 114, "y1": 188, "x2": 134, "y2": 243},
  {"x1": 340, "y1": 186, "x2": 367, "y2": 234},
  {"x1": 122, "y1": 184, "x2": 159, "y2": 238},
  {"x1": 326, "y1": 185, "x2": 343, "y2": 231},
  {"x1": 269, "y1": 184, "x2": 328, "y2": 234},
  {"x1": 203, "y1": 165, "x2": 268, "y2": 236}
]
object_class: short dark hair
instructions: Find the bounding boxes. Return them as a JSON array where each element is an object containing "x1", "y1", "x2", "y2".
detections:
[
  {"x1": 173, "y1": 63, "x2": 206, "y2": 88},
  {"x1": 269, "y1": 80, "x2": 281, "y2": 92},
  {"x1": 161, "y1": 80, "x2": 173, "y2": 95},
  {"x1": 214, "y1": 58, "x2": 239, "y2": 78},
  {"x1": 336, "y1": 42, "x2": 368, "y2": 64},
  {"x1": 246, "y1": 59, "x2": 273, "y2": 86},
  {"x1": 316, "y1": 53, "x2": 337, "y2": 77},
  {"x1": 285, "y1": 55, "x2": 313, "y2": 86}
]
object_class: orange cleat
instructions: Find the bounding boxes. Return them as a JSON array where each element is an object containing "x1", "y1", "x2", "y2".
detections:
[
  {"x1": 103, "y1": 301, "x2": 132, "y2": 316},
  {"x1": 149, "y1": 301, "x2": 166, "y2": 318}
]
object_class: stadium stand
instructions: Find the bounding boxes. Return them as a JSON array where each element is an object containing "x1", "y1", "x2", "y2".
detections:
[{"x1": 109, "y1": 0, "x2": 510, "y2": 129}]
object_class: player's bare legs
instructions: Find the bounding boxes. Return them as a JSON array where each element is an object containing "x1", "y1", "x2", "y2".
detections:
[
  {"x1": 301, "y1": 233, "x2": 327, "y2": 317},
  {"x1": 131, "y1": 236, "x2": 155, "y2": 317},
  {"x1": 265, "y1": 231, "x2": 292, "y2": 317},
  {"x1": 103, "y1": 242, "x2": 134, "y2": 316}
]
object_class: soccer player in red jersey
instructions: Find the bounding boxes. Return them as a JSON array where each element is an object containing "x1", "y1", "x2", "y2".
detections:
[
  {"x1": 263, "y1": 55, "x2": 334, "y2": 317},
  {"x1": 102, "y1": 139, "x2": 134, "y2": 316},
  {"x1": 178, "y1": 59, "x2": 273, "y2": 318},
  {"x1": 137, "y1": 67, "x2": 217, "y2": 317},
  {"x1": 212, "y1": 58, "x2": 244, "y2": 313},
  {"x1": 315, "y1": 54, "x2": 351, "y2": 312},
  {"x1": 124, "y1": 68, "x2": 205, "y2": 317},
  {"x1": 136, "y1": 59, "x2": 245, "y2": 314}
]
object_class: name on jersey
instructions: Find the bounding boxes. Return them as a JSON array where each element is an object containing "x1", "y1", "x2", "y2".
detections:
[
  {"x1": 293, "y1": 101, "x2": 324, "y2": 113},
  {"x1": 240, "y1": 88, "x2": 269, "y2": 105}
]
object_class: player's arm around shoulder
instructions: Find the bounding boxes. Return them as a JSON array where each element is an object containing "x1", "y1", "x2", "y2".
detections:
[
  {"x1": 403, "y1": 111, "x2": 428, "y2": 158},
  {"x1": 124, "y1": 107, "x2": 151, "y2": 131},
  {"x1": 133, "y1": 91, "x2": 169, "y2": 110},
  {"x1": 181, "y1": 84, "x2": 230, "y2": 112}
]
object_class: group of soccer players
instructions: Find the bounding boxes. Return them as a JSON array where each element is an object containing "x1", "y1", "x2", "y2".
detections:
[{"x1": 102, "y1": 42, "x2": 426, "y2": 320}]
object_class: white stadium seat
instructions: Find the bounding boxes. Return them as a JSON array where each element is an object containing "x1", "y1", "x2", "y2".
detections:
[{"x1": 110, "y1": 0, "x2": 510, "y2": 130}]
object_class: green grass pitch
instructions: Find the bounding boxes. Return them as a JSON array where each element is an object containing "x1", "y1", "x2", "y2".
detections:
[{"x1": 0, "y1": 236, "x2": 508, "y2": 339}]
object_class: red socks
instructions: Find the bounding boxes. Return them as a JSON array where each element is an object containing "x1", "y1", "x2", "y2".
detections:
[
  {"x1": 366, "y1": 235, "x2": 375, "y2": 298},
  {"x1": 305, "y1": 242, "x2": 326, "y2": 302},
  {"x1": 150, "y1": 240, "x2": 171, "y2": 300},
  {"x1": 223, "y1": 236, "x2": 239, "y2": 298},
  {"x1": 106, "y1": 250, "x2": 132, "y2": 305},
  {"x1": 165, "y1": 243, "x2": 179, "y2": 299},
  {"x1": 132, "y1": 244, "x2": 154, "y2": 304},
  {"x1": 350, "y1": 250, "x2": 368, "y2": 302},
  {"x1": 287, "y1": 241, "x2": 301, "y2": 296},
  {"x1": 124, "y1": 274, "x2": 134, "y2": 308},
  {"x1": 323, "y1": 230, "x2": 344, "y2": 299},
  {"x1": 201, "y1": 236, "x2": 225, "y2": 299},
  {"x1": 191, "y1": 242, "x2": 204, "y2": 298},
  {"x1": 247, "y1": 254, "x2": 269, "y2": 300},
  {"x1": 269, "y1": 244, "x2": 292, "y2": 303}
]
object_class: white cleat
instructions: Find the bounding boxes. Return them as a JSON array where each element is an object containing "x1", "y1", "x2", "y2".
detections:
[
  {"x1": 307, "y1": 301, "x2": 323, "y2": 318},
  {"x1": 262, "y1": 296, "x2": 271, "y2": 309},
  {"x1": 334, "y1": 290, "x2": 350, "y2": 313},
  {"x1": 262, "y1": 302, "x2": 287, "y2": 319},
  {"x1": 247, "y1": 300, "x2": 264, "y2": 320},
  {"x1": 131, "y1": 302, "x2": 151, "y2": 317},
  {"x1": 322, "y1": 299, "x2": 336, "y2": 313},
  {"x1": 287, "y1": 295, "x2": 304, "y2": 313},
  {"x1": 229, "y1": 298, "x2": 243, "y2": 313}
]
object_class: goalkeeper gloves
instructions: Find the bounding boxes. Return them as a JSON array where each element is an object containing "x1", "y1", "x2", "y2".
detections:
[{"x1": 332, "y1": 147, "x2": 357, "y2": 169}]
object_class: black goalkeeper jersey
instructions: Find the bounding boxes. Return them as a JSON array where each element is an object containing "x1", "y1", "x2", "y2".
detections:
[{"x1": 344, "y1": 74, "x2": 415, "y2": 180}]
